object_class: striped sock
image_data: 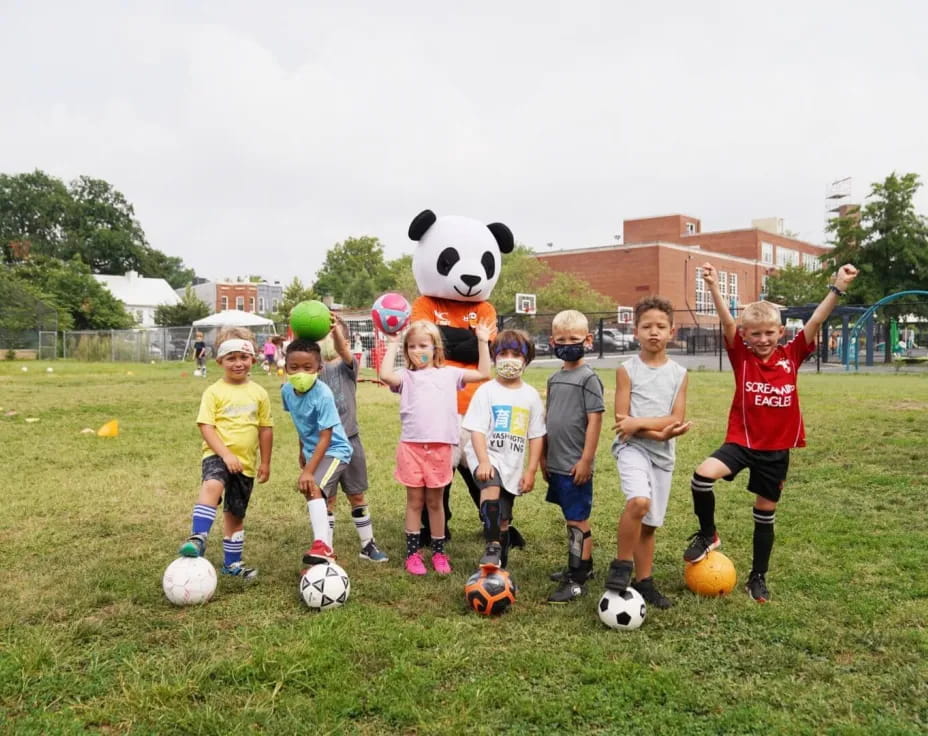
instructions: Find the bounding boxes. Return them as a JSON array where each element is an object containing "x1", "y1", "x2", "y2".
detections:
[
  {"x1": 191, "y1": 504, "x2": 217, "y2": 536},
  {"x1": 327, "y1": 511, "x2": 336, "y2": 547},
  {"x1": 223, "y1": 530, "x2": 245, "y2": 567},
  {"x1": 351, "y1": 505, "x2": 374, "y2": 546},
  {"x1": 691, "y1": 473, "x2": 716, "y2": 537},
  {"x1": 752, "y1": 507, "x2": 776, "y2": 574}
]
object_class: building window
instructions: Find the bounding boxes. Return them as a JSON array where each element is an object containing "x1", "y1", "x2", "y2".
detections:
[
  {"x1": 221, "y1": 296, "x2": 228, "y2": 310},
  {"x1": 776, "y1": 247, "x2": 799, "y2": 267},
  {"x1": 761, "y1": 242, "x2": 774, "y2": 265},
  {"x1": 272, "y1": 299, "x2": 279, "y2": 312},
  {"x1": 685, "y1": 222, "x2": 696, "y2": 234},
  {"x1": 236, "y1": 296, "x2": 244, "y2": 310},
  {"x1": 761, "y1": 275, "x2": 769, "y2": 298},
  {"x1": 718, "y1": 271, "x2": 728, "y2": 302},
  {"x1": 729, "y1": 273, "x2": 738, "y2": 305},
  {"x1": 803, "y1": 253, "x2": 819, "y2": 271},
  {"x1": 695, "y1": 267, "x2": 715, "y2": 315},
  {"x1": 249, "y1": 297, "x2": 255, "y2": 312},
  {"x1": 258, "y1": 297, "x2": 265, "y2": 313}
]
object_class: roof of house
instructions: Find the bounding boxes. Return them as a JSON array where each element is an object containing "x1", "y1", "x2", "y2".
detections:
[{"x1": 95, "y1": 271, "x2": 180, "y2": 307}]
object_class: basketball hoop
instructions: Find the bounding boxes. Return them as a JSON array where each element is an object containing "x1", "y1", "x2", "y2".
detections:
[{"x1": 515, "y1": 293, "x2": 537, "y2": 316}]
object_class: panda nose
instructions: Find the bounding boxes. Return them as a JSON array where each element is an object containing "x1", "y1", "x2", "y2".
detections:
[{"x1": 461, "y1": 274, "x2": 481, "y2": 288}]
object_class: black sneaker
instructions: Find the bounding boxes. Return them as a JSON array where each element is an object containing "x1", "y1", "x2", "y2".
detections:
[
  {"x1": 683, "y1": 530, "x2": 721, "y2": 563},
  {"x1": 604, "y1": 559, "x2": 634, "y2": 592},
  {"x1": 632, "y1": 577, "x2": 673, "y2": 609},
  {"x1": 745, "y1": 571, "x2": 769, "y2": 603},
  {"x1": 549, "y1": 567, "x2": 595, "y2": 583},
  {"x1": 479, "y1": 542, "x2": 502, "y2": 570},
  {"x1": 547, "y1": 578, "x2": 586, "y2": 604}
]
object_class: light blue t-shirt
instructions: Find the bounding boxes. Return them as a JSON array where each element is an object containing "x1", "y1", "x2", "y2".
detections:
[{"x1": 281, "y1": 381, "x2": 353, "y2": 465}]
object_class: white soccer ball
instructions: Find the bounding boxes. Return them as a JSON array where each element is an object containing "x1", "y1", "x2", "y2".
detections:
[
  {"x1": 46, "y1": 367, "x2": 54, "y2": 373},
  {"x1": 299, "y1": 562, "x2": 351, "y2": 610},
  {"x1": 163, "y1": 556, "x2": 217, "y2": 606},
  {"x1": 598, "y1": 588, "x2": 647, "y2": 631}
]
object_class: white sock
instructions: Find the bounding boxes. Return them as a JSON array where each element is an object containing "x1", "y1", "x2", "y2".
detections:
[
  {"x1": 352, "y1": 505, "x2": 374, "y2": 546},
  {"x1": 327, "y1": 511, "x2": 336, "y2": 547},
  {"x1": 307, "y1": 498, "x2": 329, "y2": 544}
]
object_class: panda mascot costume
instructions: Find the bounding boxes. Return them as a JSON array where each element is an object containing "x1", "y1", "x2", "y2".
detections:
[{"x1": 407, "y1": 209, "x2": 526, "y2": 553}]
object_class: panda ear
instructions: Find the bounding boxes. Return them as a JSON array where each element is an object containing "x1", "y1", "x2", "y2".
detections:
[
  {"x1": 487, "y1": 222, "x2": 514, "y2": 254},
  {"x1": 408, "y1": 209, "x2": 437, "y2": 241}
]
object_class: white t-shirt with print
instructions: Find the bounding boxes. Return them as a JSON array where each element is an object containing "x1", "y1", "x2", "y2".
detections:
[{"x1": 463, "y1": 380, "x2": 546, "y2": 495}]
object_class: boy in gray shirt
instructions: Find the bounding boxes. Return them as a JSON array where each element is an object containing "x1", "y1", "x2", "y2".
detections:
[
  {"x1": 318, "y1": 316, "x2": 388, "y2": 563},
  {"x1": 543, "y1": 310, "x2": 605, "y2": 603},
  {"x1": 606, "y1": 297, "x2": 690, "y2": 608}
]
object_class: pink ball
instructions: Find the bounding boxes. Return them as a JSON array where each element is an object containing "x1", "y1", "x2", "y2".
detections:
[{"x1": 371, "y1": 292, "x2": 411, "y2": 334}]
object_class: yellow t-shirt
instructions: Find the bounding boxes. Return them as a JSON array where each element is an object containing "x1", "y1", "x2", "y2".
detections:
[{"x1": 197, "y1": 379, "x2": 273, "y2": 477}]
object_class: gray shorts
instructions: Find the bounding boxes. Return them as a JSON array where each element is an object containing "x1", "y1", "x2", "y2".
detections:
[
  {"x1": 337, "y1": 435, "x2": 368, "y2": 496},
  {"x1": 473, "y1": 466, "x2": 517, "y2": 522},
  {"x1": 202, "y1": 455, "x2": 254, "y2": 519},
  {"x1": 614, "y1": 443, "x2": 672, "y2": 528},
  {"x1": 313, "y1": 456, "x2": 348, "y2": 500}
]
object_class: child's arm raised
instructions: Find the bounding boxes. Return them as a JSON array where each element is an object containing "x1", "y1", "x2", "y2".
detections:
[
  {"x1": 802, "y1": 264, "x2": 858, "y2": 345},
  {"x1": 378, "y1": 334, "x2": 403, "y2": 387},
  {"x1": 461, "y1": 321, "x2": 493, "y2": 383},
  {"x1": 702, "y1": 263, "x2": 737, "y2": 346},
  {"x1": 199, "y1": 423, "x2": 243, "y2": 474},
  {"x1": 331, "y1": 315, "x2": 353, "y2": 365}
]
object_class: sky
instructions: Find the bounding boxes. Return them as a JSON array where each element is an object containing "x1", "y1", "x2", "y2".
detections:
[{"x1": 3, "y1": 1, "x2": 927, "y2": 285}]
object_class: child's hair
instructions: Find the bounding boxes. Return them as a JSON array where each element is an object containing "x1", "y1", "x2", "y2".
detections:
[
  {"x1": 195, "y1": 331, "x2": 204, "y2": 339},
  {"x1": 551, "y1": 309, "x2": 589, "y2": 334},
  {"x1": 492, "y1": 329, "x2": 535, "y2": 365},
  {"x1": 634, "y1": 296, "x2": 675, "y2": 326},
  {"x1": 740, "y1": 300, "x2": 782, "y2": 326},
  {"x1": 403, "y1": 320, "x2": 445, "y2": 370},
  {"x1": 215, "y1": 327, "x2": 255, "y2": 352},
  {"x1": 286, "y1": 338, "x2": 322, "y2": 359}
]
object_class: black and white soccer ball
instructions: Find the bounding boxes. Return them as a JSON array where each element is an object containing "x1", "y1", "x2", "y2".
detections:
[
  {"x1": 597, "y1": 588, "x2": 646, "y2": 631},
  {"x1": 299, "y1": 562, "x2": 351, "y2": 610}
]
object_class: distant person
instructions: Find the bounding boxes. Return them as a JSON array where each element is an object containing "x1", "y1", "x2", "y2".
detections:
[
  {"x1": 177, "y1": 328, "x2": 273, "y2": 579},
  {"x1": 683, "y1": 262, "x2": 858, "y2": 603},
  {"x1": 193, "y1": 332, "x2": 208, "y2": 377},
  {"x1": 262, "y1": 337, "x2": 278, "y2": 373},
  {"x1": 606, "y1": 297, "x2": 690, "y2": 610}
]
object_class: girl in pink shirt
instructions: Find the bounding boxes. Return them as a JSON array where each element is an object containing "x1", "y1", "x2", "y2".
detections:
[{"x1": 379, "y1": 320, "x2": 492, "y2": 575}]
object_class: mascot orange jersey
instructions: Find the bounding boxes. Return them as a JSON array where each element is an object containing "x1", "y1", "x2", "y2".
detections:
[{"x1": 410, "y1": 296, "x2": 497, "y2": 414}]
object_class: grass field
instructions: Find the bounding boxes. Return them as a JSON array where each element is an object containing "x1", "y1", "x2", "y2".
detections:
[{"x1": 1, "y1": 361, "x2": 926, "y2": 735}]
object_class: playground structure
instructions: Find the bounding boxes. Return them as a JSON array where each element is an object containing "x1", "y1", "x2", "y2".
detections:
[{"x1": 843, "y1": 291, "x2": 928, "y2": 370}]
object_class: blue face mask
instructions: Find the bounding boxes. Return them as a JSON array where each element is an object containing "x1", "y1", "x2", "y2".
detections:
[{"x1": 553, "y1": 342, "x2": 585, "y2": 362}]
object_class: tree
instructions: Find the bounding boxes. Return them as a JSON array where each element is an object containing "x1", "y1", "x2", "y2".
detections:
[
  {"x1": 0, "y1": 170, "x2": 71, "y2": 262},
  {"x1": 762, "y1": 264, "x2": 829, "y2": 306},
  {"x1": 276, "y1": 277, "x2": 316, "y2": 321},
  {"x1": 828, "y1": 172, "x2": 928, "y2": 305},
  {"x1": 492, "y1": 245, "x2": 551, "y2": 313},
  {"x1": 537, "y1": 271, "x2": 614, "y2": 314},
  {"x1": 383, "y1": 254, "x2": 417, "y2": 300},
  {"x1": 155, "y1": 286, "x2": 211, "y2": 326},
  {"x1": 312, "y1": 236, "x2": 391, "y2": 306}
]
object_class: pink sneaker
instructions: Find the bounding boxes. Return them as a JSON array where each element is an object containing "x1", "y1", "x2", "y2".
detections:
[
  {"x1": 431, "y1": 552, "x2": 452, "y2": 575},
  {"x1": 405, "y1": 551, "x2": 427, "y2": 576}
]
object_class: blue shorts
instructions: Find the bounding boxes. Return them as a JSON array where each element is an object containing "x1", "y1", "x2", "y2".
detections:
[{"x1": 545, "y1": 472, "x2": 593, "y2": 522}]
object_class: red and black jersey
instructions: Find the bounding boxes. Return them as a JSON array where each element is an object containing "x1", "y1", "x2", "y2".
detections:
[{"x1": 724, "y1": 331, "x2": 815, "y2": 450}]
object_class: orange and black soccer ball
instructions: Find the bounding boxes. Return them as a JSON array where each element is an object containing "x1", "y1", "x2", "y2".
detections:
[{"x1": 464, "y1": 569, "x2": 517, "y2": 615}]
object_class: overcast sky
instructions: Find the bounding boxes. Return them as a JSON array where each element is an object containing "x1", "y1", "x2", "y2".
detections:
[{"x1": 3, "y1": 1, "x2": 926, "y2": 284}]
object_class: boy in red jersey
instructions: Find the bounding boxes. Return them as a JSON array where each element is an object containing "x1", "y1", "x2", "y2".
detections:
[{"x1": 683, "y1": 261, "x2": 858, "y2": 602}]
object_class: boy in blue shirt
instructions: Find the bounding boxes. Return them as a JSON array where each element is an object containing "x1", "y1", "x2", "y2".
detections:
[{"x1": 281, "y1": 338, "x2": 353, "y2": 568}]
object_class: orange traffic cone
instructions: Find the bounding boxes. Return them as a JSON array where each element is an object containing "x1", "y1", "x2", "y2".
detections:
[{"x1": 97, "y1": 419, "x2": 119, "y2": 437}]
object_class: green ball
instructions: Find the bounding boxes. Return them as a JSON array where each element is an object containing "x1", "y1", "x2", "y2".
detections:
[{"x1": 290, "y1": 300, "x2": 331, "y2": 340}]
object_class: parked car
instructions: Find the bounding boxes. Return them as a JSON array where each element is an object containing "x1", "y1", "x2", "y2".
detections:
[
  {"x1": 533, "y1": 334, "x2": 552, "y2": 356},
  {"x1": 590, "y1": 329, "x2": 638, "y2": 353}
]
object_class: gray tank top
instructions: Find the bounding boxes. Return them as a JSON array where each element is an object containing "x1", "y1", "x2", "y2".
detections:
[{"x1": 613, "y1": 355, "x2": 686, "y2": 471}]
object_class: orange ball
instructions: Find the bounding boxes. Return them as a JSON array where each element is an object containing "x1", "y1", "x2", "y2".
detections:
[{"x1": 684, "y1": 550, "x2": 737, "y2": 597}]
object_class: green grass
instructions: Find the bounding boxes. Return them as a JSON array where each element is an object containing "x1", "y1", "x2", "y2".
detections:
[{"x1": 1, "y1": 361, "x2": 926, "y2": 735}]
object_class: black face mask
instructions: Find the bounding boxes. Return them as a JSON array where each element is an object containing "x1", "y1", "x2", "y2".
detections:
[{"x1": 553, "y1": 342, "x2": 585, "y2": 362}]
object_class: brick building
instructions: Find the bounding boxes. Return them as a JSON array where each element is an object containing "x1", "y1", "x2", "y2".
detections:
[
  {"x1": 182, "y1": 280, "x2": 283, "y2": 315},
  {"x1": 535, "y1": 214, "x2": 832, "y2": 325}
]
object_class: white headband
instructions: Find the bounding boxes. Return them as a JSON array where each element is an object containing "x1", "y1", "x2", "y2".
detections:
[{"x1": 217, "y1": 339, "x2": 256, "y2": 359}]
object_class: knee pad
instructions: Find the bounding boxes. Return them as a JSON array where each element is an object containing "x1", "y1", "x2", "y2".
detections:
[
  {"x1": 567, "y1": 526, "x2": 590, "y2": 568},
  {"x1": 228, "y1": 530, "x2": 245, "y2": 543},
  {"x1": 351, "y1": 505, "x2": 368, "y2": 519},
  {"x1": 480, "y1": 500, "x2": 501, "y2": 530}
]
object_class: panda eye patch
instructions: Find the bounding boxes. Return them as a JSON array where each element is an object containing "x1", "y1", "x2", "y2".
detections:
[
  {"x1": 481, "y1": 251, "x2": 496, "y2": 280},
  {"x1": 437, "y1": 247, "x2": 460, "y2": 276}
]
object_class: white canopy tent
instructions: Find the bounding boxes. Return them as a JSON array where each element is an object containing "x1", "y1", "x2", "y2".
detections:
[{"x1": 185, "y1": 310, "x2": 277, "y2": 358}]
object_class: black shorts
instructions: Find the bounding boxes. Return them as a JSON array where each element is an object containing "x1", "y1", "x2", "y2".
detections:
[
  {"x1": 473, "y1": 467, "x2": 517, "y2": 522},
  {"x1": 202, "y1": 455, "x2": 255, "y2": 518},
  {"x1": 710, "y1": 443, "x2": 790, "y2": 503}
]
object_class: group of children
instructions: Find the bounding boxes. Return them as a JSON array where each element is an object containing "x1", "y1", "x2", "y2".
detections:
[{"x1": 175, "y1": 261, "x2": 857, "y2": 607}]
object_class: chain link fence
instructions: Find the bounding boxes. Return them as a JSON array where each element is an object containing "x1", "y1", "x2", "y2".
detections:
[{"x1": 0, "y1": 277, "x2": 59, "y2": 359}]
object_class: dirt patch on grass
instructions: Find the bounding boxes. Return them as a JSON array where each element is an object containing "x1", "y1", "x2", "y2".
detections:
[{"x1": 888, "y1": 400, "x2": 928, "y2": 411}]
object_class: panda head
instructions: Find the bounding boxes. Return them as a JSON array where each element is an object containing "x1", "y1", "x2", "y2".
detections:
[{"x1": 409, "y1": 209, "x2": 514, "y2": 303}]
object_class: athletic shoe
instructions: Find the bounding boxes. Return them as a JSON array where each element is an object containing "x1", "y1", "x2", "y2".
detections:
[
  {"x1": 178, "y1": 534, "x2": 206, "y2": 558},
  {"x1": 431, "y1": 552, "x2": 452, "y2": 575},
  {"x1": 221, "y1": 562, "x2": 257, "y2": 579},
  {"x1": 547, "y1": 578, "x2": 586, "y2": 604},
  {"x1": 683, "y1": 530, "x2": 721, "y2": 563},
  {"x1": 359, "y1": 540, "x2": 389, "y2": 563},
  {"x1": 632, "y1": 577, "x2": 673, "y2": 609},
  {"x1": 604, "y1": 559, "x2": 634, "y2": 592},
  {"x1": 405, "y1": 551, "x2": 427, "y2": 576},
  {"x1": 745, "y1": 571, "x2": 769, "y2": 603},
  {"x1": 549, "y1": 567, "x2": 595, "y2": 583},
  {"x1": 479, "y1": 542, "x2": 502, "y2": 570},
  {"x1": 302, "y1": 539, "x2": 336, "y2": 566}
]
